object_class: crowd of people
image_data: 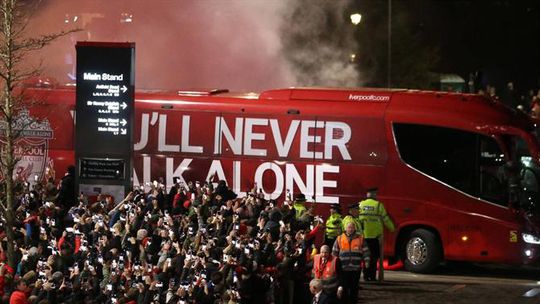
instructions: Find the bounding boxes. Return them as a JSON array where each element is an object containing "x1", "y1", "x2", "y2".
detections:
[
  {"x1": 477, "y1": 83, "x2": 540, "y2": 117},
  {"x1": 0, "y1": 165, "x2": 387, "y2": 304}
]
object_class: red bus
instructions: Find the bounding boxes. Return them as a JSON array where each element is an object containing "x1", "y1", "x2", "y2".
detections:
[{"x1": 13, "y1": 84, "x2": 540, "y2": 273}]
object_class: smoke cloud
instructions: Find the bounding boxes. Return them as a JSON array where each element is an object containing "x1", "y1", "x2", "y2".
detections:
[
  {"x1": 281, "y1": 0, "x2": 363, "y2": 87},
  {"x1": 25, "y1": 0, "x2": 360, "y2": 92}
]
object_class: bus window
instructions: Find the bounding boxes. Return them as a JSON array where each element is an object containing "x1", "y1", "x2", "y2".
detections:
[{"x1": 393, "y1": 123, "x2": 508, "y2": 207}]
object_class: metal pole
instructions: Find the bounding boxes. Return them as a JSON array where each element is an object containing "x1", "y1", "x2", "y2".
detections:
[
  {"x1": 387, "y1": 0, "x2": 392, "y2": 88},
  {"x1": 378, "y1": 230, "x2": 384, "y2": 282}
]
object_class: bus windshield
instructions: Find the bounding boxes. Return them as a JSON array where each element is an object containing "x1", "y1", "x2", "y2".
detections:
[
  {"x1": 479, "y1": 133, "x2": 540, "y2": 215},
  {"x1": 393, "y1": 123, "x2": 540, "y2": 214},
  {"x1": 514, "y1": 132, "x2": 540, "y2": 216}
]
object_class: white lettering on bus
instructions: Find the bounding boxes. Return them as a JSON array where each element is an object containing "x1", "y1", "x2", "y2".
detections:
[
  {"x1": 134, "y1": 113, "x2": 150, "y2": 151},
  {"x1": 316, "y1": 164, "x2": 339, "y2": 203},
  {"x1": 244, "y1": 118, "x2": 268, "y2": 156},
  {"x1": 166, "y1": 158, "x2": 192, "y2": 186},
  {"x1": 138, "y1": 113, "x2": 352, "y2": 160},
  {"x1": 254, "y1": 162, "x2": 284, "y2": 200},
  {"x1": 159, "y1": 114, "x2": 179, "y2": 152},
  {"x1": 325, "y1": 121, "x2": 352, "y2": 160},
  {"x1": 348, "y1": 94, "x2": 390, "y2": 101},
  {"x1": 285, "y1": 163, "x2": 313, "y2": 200},
  {"x1": 300, "y1": 120, "x2": 324, "y2": 159},
  {"x1": 233, "y1": 161, "x2": 241, "y2": 196},
  {"x1": 134, "y1": 158, "x2": 341, "y2": 204},
  {"x1": 133, "y1": 156, "x2": 151, "y2": 189},
  {"x1": 214, "y1": 117, "x2": 243, "y2": 155},
  {"x1": 181, "y1": 115, "x2": 203, "y2": 153},
  {"x1": 270, "y1": 119, "x2": 299, "y2": 157},
  {"x1": 205, "y1": 160, "x2": 227, "y2": 185}
]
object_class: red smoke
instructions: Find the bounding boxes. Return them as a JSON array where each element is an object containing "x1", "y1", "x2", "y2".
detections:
[{"x1": 25, "y1": 0, "x2": 293, "y2": 92}]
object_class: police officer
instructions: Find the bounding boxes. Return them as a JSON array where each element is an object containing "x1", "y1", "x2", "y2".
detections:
[
  {"x1": 293, "y1": 193, "x2": 308, "y2": 220},
  {"x1": 341, "y1": 204, "x2": 362, "y2": 234},
  {"x1": 324, "y1": 204, "x2": 342, "y2": 247},
  {"x1": 359, "y1": 188, "x2": 395, "y2": 281}
]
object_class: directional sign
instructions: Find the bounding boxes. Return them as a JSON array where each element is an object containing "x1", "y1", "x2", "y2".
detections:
[
  {"x1": 80, "y1": 158, "x2": 125, "y2": 180},
  {"x1": 75, "y1": 42, "x2": 135, "y2": 199},
  {"x1": 75, "y1": 42, "x2": 134, "y2": 156}
]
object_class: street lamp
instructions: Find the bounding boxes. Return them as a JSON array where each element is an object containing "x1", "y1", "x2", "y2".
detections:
[
  {"x1": 387, "y1": 0, "x2": 392, "y2": 88},
  {"x1": 350, "y1": 13, "x2": 362, "y2": 25}
]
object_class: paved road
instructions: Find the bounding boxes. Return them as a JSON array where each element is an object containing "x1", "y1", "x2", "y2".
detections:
[{"x1": 358, "y1": 263, "x2": 540, "y2": 304}]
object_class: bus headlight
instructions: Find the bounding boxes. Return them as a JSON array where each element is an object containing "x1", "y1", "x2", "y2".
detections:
[{"x1": 522, "y1": 233, "x2": 540, "y2": 244}]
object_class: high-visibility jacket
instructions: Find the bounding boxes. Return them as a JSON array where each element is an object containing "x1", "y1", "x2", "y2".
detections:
[
  {"x1": 359, "y1": 198, "x2": 395, "y2": 239},
  {"x1": 341, "y1": 215, "x2": 362, "y2": 233},
  {"x1": 333, "y1": 232, "x2": 369, "y2": 272},
  {"x1": 312, "y1": 254, "x2": 338, "y2": 291},
  {"x1": 325, "y1": 213, "x2": 342, "y2": 239},
  {"x1": 293, "y1": 202, "x2": 307, "y2": 219}
]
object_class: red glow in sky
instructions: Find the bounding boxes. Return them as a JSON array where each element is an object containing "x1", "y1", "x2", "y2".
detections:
[{"x1": 26, "y1": 0, "x2": 294, "y2": 92}]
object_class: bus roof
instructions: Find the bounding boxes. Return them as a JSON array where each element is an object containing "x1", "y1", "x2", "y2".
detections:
[{"x1": 25, "y1": 84, "x2": 535, "y2": 132}]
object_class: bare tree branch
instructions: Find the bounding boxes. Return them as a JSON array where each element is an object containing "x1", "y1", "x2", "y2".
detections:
[
  {"x1": 0, "y1": 0, "x2": 76, "y2": 268},
  {"x1": 14, "y1": 29, "x2": 79, "y2": 53},
  {"x1": 0, "y1": 197, "x2": 6, "y2": 213}
]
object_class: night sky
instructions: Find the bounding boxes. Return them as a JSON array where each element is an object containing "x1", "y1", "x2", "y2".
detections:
[
  {"x1": 24, "y1": 0, "x2": 540, "y2": 95},
  {"x1": 409, "y1": 0, "x2": 540, "y2": 92}
]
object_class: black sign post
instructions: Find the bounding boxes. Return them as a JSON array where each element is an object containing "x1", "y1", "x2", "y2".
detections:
[{"x1": 75, "y1": 42, "x2": 135, "y2": 201}]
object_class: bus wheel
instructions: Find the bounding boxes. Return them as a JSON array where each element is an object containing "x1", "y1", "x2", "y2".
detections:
[{"x1": 403, "y1": 228, "x2": 442, "y2": 273}]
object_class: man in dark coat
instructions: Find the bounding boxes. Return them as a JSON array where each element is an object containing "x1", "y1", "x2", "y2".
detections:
[
  {"x1": 56, "y1": 165, "x2": 76, "y2": 210},
  {"x1": 56, "y1": 165, "x2": 76, "y2": 230},
  {"x1": 214, "y1": 180, "x2": 237, "y2": 202}
]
